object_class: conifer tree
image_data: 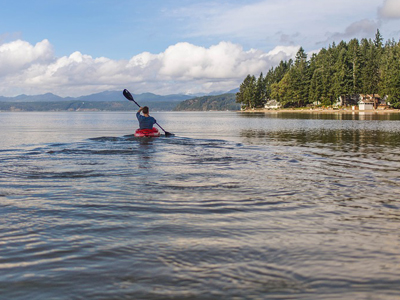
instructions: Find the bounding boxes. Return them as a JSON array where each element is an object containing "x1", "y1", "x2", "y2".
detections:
[
  {"x1": 333, "y1": 47, "x2": 353, "y2": 100},
  {"x1": 236, "y1": 31, "x2": 399, "y2": 109},
  {"x1": 291, "y1": 47, "x2": 309, "y2": 107},
  {"x1": 236, "y1": 74, "x2": 256, "y2": 109},
  {"x1": 347, "y1": 38, "x2": 362, "y2": 93},
  {"x1": 309, "y1": 68, "x2": 324, "y2": 105},
  {"x1": 380, "y1": 40, "x2": 400, "y2": 107},
  {"x1": 254, "y1": 72, "x2": 266, "y2": 107}
]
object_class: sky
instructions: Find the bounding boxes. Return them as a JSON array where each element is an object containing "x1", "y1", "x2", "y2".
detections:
[{"x1": 0, "y1": 0, "x2": 400, "y2": 97}]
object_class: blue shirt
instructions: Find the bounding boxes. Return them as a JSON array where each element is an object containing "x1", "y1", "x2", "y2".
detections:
[{"x1": 136, "y1": 112, "x2": 157, "y2": 129}]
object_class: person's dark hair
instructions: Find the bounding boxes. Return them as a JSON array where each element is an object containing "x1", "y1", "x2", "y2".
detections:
[{"x1": 142, "y1": 106, "x2": 149, "y2": 114}]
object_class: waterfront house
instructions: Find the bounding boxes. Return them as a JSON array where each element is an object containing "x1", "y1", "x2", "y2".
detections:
[
  {"x1": 357, "y1": 94, "x2": 391, "y2": 110},
  {"x1": 358, "y1": 94, "x2": 381, "y2": 109},
  {"x1": 377, "y1": 95, "x2": 390, "y2": 109},
  {"x1": 334, "y1": 94, "x2": 389, "y2": 110},
  {"x1": 265, "y1": 99, "x2": 281, "y2": 109},
  {"x1": 358, "y1": 99, "x2": 374, "y2": 110}
]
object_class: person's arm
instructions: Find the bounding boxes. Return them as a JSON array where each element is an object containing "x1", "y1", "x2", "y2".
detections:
[
  {"x1": 136, "y1": 107, "x2": 144, "y2": 120},
  {"x1": 137, "y1": 107, "x2": 144, "y2": 117}
]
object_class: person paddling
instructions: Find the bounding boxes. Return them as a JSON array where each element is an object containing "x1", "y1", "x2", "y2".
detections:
[
  {"x1": 137, "y1": 106, "x2": 156, "y2": 129},
  {"x1": 135, "y1": 106, "x2": 160, "y2": 137},
  {"x1": 124, "y1": 89, "x2": 173, "y2": 137}
]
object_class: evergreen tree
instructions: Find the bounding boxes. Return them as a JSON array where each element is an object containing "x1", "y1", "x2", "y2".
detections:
[
  {"x1": 359, "y1": 38, "x2": 381, "y2": 94},
  {"x1": 347, "y1": 38, "x2": 362, "y2": 93},
  {"x1": 237, "y1": 31, "x2": 399, "y2": 109},
  {"x1": 380, "y1": 40, "x2": 400, "y2": 107},
  {"x1": 254, "y1": 72, "x2": 266, "y2": 107},
  {"x1": 264, "y1": 69, "x2": 274, "y2": 100},
  {"x1": 309, "y1": 68, "x2": 324, "y2": 105},
  {"x1": 236, "y1": 74, "x2": 256, "y2": 109},
  {"x1": 309, "y1": 48, "x2": 331, "y2": 105},
  {"x1": 271, "y1": 72, "x2": 293, "y2": 107},
  {"x1": 333, "y1": 47, "x2": 353, "y2": 100},
  {"x1": 291, "y1": 47, "x2": 310, "y2": 107},
  {"x1": 374, "y1": 29, "x2": 383, "y2": 49}
]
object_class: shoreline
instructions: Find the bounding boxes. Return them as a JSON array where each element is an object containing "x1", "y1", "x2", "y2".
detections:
[{"x1": 239, "y1": 108, "x2": 400, "y2": 114}]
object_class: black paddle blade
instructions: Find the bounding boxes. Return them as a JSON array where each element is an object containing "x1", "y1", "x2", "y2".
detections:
[
  {"x1": 123, "y1": 89, "x2": 134, "y2": 101},
  {"x1": 164, "y1": 131, "x2": 175, "y2": 137}
]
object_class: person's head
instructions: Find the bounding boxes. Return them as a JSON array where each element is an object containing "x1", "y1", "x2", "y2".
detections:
[{"x1": 142, "y1": 106, "x2": 149, "y2": 115}]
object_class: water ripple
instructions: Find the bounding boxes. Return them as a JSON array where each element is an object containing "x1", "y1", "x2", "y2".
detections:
[{"x1": 1, "y1": 118, "x2": 400, "y2": 299}]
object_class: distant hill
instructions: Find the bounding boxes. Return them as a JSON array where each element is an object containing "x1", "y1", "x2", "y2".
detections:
[
  {"x1": 78, "y1": 91, "x2": 192, "y2": 103},
  {"x1": 0, "y1": 100, "x2": 178, "y2": 112},
  {"x1": 174, "y1": 93, "x2": 240, "y2": 111},
  {"x1": 0, "y1": 88, "x2": 240, "y2": 111},
  {"x1": 227, "y1": 88, "x2": 239, "y2": 94},
  {"x1": 0, "y1": 93, "x2": 68, "y2": 102},
  {"x1": 132, "y1": 92, "x2": 193, "y2": 103},
  {"x1": 0, "y1": 90, "x2": 194, "y2": 103}
]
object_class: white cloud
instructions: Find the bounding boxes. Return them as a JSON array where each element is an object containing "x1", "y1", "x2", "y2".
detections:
[
  {"x1": 0, "y1": 39, "x2": 54, "y2": 76},
  {"x1": 321, "y1": 19, "x2": 380, "y2": 44},
  {"x1": 264, "y1": 45, "x2": 300, "y2": 62},
  {"x1": 159, "y1": 42, "x2": 268, "y2": 79},
  {"x1": 0, "y1": 39, "x2": 299, "y2": 97},
  {"x1": 379, "y1": 0, "x2": 400, "y2": 19},
  {"x1": 174, "y1": 0, "x2": 381, "y2": 49}
]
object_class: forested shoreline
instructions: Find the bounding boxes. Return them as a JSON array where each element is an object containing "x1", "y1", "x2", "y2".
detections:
[{"x1": 236, "y1": 30, "x2": 400, "y2": 109}]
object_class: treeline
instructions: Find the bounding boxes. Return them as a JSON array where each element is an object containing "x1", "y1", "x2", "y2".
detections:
[{"x1": 236, "y1": 30, "x2": 400, "y2": 109}]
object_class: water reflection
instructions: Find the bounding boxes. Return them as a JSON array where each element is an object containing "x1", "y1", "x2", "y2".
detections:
[
  {"x1": 238, "y1": 111, "x2": 400, "y2": 121},
  {"x1": 241, "y1": 128, "x2": 400, "y2": 149},
  {"x1": 135, "y1": 136, "x2": 157, "y2": 168}
]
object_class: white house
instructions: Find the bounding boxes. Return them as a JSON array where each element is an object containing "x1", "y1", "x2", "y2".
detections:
[
  {"x1": 265, "y1": 100, "x2": 281, "y2": 109},
  {"x1": 358, "y1": 94, "x2": 383, "y2": 110},
  {"x1": 358, "y1": 99, "x2": 374, "y2": 110}
]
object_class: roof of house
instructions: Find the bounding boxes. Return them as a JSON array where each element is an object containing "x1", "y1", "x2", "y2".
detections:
[
  {"x1": 359, "y1": 99, "x2": 375, "y2": 104},
  {"x1": 359, "y1": 94, "x2": 381, "y2": 99}
]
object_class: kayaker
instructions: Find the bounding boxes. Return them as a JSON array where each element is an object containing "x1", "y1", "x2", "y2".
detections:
[{"x1": 136, "y1": 106, "x2": 157, "y2": 129}]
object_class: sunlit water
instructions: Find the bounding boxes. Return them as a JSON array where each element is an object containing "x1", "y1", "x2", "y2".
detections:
[{"x1": 1, "y1": 111, "x2": 400, "y2": 299}]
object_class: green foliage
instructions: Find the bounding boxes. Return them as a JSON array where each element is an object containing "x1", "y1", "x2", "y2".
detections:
[
  {"x1": 236, "y1": 30, "x2": 400, "y2": 109},
  {"x1": 380, "y1": 39, "x2": 400, "y2": 108},
  {"x1": 236, "y1": 75, "x2": 257, "y2": 108}
]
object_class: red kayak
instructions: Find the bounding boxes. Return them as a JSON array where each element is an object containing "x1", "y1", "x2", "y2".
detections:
[{"x1": 134, "y1": 127, "x2": 161, "y2": 137}]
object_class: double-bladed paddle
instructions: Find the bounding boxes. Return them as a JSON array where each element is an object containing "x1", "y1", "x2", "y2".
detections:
[{"x1": 123, "y1": 89, "x2": 174, "y2": 137}]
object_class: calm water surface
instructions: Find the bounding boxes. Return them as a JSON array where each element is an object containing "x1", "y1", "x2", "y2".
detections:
[{"x1": 1, "y1": 111, "x2": 400, "y2": 299}]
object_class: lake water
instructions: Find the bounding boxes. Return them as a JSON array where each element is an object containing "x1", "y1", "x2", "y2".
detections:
[{"x1": 1, "y1": 111, "x2": 400, "y2": 299}]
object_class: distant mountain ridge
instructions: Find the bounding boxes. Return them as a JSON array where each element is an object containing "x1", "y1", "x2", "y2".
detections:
[
  {"x1": 0, "y1": 93, "x2": 70, "y2": 102},
  {"x1": 0, "y1": 91, "x2": 190, "y2": 103},
  {"x1": 0, "y1": 88, "x2": 240, "y2": 112},
  {"x1": 0, "y1": 90, "x2": 238, "y2": 103},
  {"x1": 174, "y1": 93, "x2": 240, "y2": 111}
]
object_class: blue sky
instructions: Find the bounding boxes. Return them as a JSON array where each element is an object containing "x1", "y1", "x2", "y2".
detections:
[{"x1": 1, "y1": 0, "x2": 400, "y2": 97}]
